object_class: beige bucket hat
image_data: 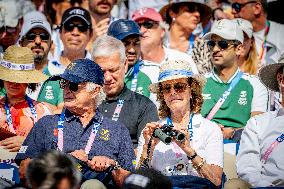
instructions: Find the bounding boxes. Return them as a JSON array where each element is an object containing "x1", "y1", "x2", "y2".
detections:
[
  {"x1": 149, "y1": 59, "x2": 204, "y2": 93},
  {"x1": 258, "y1": 54, "x2": 284, "y2": 92},
  {"x1": 0, "y1": 45, "x2": 48, "y2": 83}
]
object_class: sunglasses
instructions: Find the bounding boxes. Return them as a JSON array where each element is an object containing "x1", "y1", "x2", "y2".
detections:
[
  {"x1": 59, "y1": 79, "x2": 79, "y2": 92},
  {"x1": 160, "y1": 82, "x2": 188, "y2": 94},
  {"x1": 207, "y1": 40, "x2": 236, "y2": 50},
  {"x1": 137, "y1": 20, "x2": 158, "y2": 29},
  {"x1": 231, "y1": 1, "x2": 257, "y2": 13},
  {"x1": 25, "y1": 32, "x2": 50, "y2": 41},
  {"x1": 63, "y1": 23, "x2": 89, "y2": 33}
]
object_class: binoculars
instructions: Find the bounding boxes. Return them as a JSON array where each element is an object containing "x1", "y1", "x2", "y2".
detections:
[{"x1": 153, "y1": 124, "x2": 185, "y2": 145}]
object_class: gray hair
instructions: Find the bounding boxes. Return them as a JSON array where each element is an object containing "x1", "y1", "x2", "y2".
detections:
[
  {"x1": 91, "y1": 35, "x2": 126, "y2": 64},
  {"x1": 86, "y1": 82, "x2": 106, "y2": 107}
]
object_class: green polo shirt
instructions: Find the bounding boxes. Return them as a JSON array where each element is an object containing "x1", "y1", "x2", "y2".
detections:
[
  {"x1": 125, "y1": 61, "x2": 152, "y2": 98},
  {"x1": 201, "y1": 69, "x2": 268, "y2": 128}
]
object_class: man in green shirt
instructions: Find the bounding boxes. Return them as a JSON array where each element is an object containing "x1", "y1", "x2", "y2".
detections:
[
  {"x1": 201, "y1": 19, "x2": 268, "y2": 140},
  {"x1": 107, "y1": 19, "x2": 152, "y2": 98}
]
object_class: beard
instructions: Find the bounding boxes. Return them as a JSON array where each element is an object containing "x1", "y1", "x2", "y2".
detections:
[{"x1": 34, "y1": 54, "x2": 45, "y2": 65}]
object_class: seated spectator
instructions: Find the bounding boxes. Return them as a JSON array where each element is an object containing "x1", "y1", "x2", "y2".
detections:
[
  {"x1": 136, "y1": 59, "x2": 223, "y2": 187},
  {"x1": 92, "y1": 35, "x2": 159, "y2": 149},
  {"x1": 122, "y1": 168, "x2": 172, "y2": 189},
  {"x1": 16, "y1": 59, "x2": 135, "y2": 188},
  {"x1": 0, "y1": 46, "x2": 51, "y2": 152},
  {"x1": 26, "y1": 150, "x2": 81, "y2": 189},
  {"x1": 234, "y1": 18, "x2": 259, "y2": 75},
  {"x1": 234, "y1": 54, "x2": 284, "y2": 187},
  {"x1": 201, "y1": 19, "x2": 268, "y2": 141}
]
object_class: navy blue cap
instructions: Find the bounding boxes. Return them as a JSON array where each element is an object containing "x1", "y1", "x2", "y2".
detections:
[
  {"x1": 55, "y1": 59, "x2": 104, "y2": 85},
  {"x1": 60, "y1": 7, "x2": 92, "y2": 28},
  {"x1": 107, "y1": 19, "x2": 141, "y2": 40}
]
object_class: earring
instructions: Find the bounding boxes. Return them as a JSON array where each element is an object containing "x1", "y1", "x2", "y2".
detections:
[{"x1": 172, "y1": 17, "x2": 176, "y2": 22}]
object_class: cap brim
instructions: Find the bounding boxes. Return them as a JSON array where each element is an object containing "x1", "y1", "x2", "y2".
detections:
[
  {"x1": 115, "y1": 32, "x2": 141, "y2": 40},
  {"x1": 49, "y1": 73, "x2": 86, "y2": 84},
  {"x1": 61, "y1": 15, "x2": 91, "y2": 26},
  {"x1": 160, "y1": 1, "x2": 211, "y2": 25},
  {"x1": 258, "y1": 63, "x2": 284, "y2": 92},
  {"x1": 203, "y1": 31, "x2": 241, "y2": 42}
]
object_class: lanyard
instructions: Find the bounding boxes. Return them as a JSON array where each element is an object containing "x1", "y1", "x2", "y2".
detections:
[
  {"x1": 261, "y1": 133, "x2": 284, "y2": 163},
  {"x1": 166, "y1": 114, "x2": 194, "y2": 158},
  {"x1": 57, "y1": 110, "x2": 102, "y2": 155},
  {"x1": 206, "y1": 71, "x2": 243, "y2": 120},
  {"x1": 4, "y1": 95, "x2": 37, "y2": 133},
  {"x1": 111, "y1": 99, "x2": 125, "y2": 121},
  {"x1": 165, "y1": 34, "x2": 195, "y2": 55},
  {"x1": 130, "y1": 62, "x2": 140, "y2": 92},
  {"x1": 258, "y1": 20, "x2": 270, "y2": 61}
]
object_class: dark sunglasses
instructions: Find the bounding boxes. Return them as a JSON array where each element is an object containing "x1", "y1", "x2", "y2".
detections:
[
  {"x1": 59, "y1": 79, "x2": 79, "y2": 92},
  {"x1": 63, "y1": 23, "x2": 89, "y2": 32},
  {"x1": 137, "y1": 20, "x2": 158, "y2": 29},
  {"x1": 25, "y1": 32, "x2": 50, "y2": 41},
  {"x1": 160, "y1": 82, "x2": 188, "y2": 94},
  {"x1": 231, "y1": 1, "x2": 257, "y2": 13},
  {"x1": 207, "y1": 40, "x2": 236, "y2": 50}
]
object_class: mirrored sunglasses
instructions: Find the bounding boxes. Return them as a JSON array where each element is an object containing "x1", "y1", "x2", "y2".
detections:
[
  {"x1": 59, "y1": 79, "x2": 79, "y2": 92},
  {"x1": 231, "y1": 1, "x2": 257, "y2": 13}
]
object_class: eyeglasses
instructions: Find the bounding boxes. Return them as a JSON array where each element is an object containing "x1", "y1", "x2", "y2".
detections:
[
  {"x1": 232, "y1": 1, "x2": 257, "y2": 13},
  {"x1": 59, "y1": 79, "x2": 79, "y2": 92},
  {"x1": 137, "y1": 20, "x2": 158, "y2": 29},
  {"x1": 63, "y1": 23, "x2": 89, "y2": 33},
  {"x1": 25, "y1": 32, "x2": 50, "y2": 41},
  {"x1": 207, "y1": 40, "x2": 236, "y2": 50},
  {"x1": 160, "y1": 82, "x2": 188, "y2": 94}
]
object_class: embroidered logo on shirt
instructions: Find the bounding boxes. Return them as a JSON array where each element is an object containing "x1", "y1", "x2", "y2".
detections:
[
  {"x1": 202, "y1": 93, "x2": 211, "y2": 100},
  {"x1": 136, "y1": 87, "x2": 144, "y2": 95},
  {"x1": 18, "y1": 146, "x2": 28, "y2": 153},
  {"x1": 238, "y1": 91, "x2": 247, "y2": 105},
  {"x1": 45, "y1": 86, "x2": 54, "y2": 100},
  {"x1": 67, "y1": 62, "x2": 76, "y2": 70},
  {"x1": 100, "y1": 129, "x2": 109, "y2": 141}
]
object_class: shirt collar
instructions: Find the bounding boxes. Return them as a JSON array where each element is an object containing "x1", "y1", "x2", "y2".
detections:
[{"x1": 211, "y1": 67, "x2": 241, "y2": 84}]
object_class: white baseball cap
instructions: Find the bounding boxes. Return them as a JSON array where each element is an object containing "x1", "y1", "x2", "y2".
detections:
[
  {"x1": 233, "y1": 18, "x2": 253, "y2": 38},
  {"x1": 19, "y1": 12, "x2": 51, "y2": 41},
  {"x1": 203, "y1": 19, "x2": 244, "y2": 43}
]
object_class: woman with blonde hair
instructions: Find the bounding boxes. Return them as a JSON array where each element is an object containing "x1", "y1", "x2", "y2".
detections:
[
  {"x1": 235, "y1": 18, "x2": 260, "y2": 75},
  {"x1": 136, "y1": 59, "x2": 223, "y2": 187},
  {"x1": 0, "y1": 46, "x2": 52, "y2": 152}
]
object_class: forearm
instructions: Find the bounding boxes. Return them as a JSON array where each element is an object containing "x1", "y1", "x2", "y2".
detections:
[
  {"x1": 184, "y1": 147, "x2": 222, "y2": 186},
  {"x1": 137, "y1": 144, "x2": 154, "y2": 168}
]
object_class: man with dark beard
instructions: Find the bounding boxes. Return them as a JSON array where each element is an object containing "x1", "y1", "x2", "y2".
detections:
[{"x1": 19, "y1": 12, "x2": 64, "y2": 113}]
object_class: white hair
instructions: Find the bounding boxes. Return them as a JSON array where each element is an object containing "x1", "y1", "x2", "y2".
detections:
[
  {"x1": 159, "y1": 21, "x2": 169, "y2": 31},
  {"x1": 86, "y1": 82, "x2": 106, "y2": 107},
  {"x1": 91, "y1": 35, "x2": 126, "y2": 64}
]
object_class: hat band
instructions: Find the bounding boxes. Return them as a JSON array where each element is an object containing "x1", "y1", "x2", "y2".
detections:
[
  {"x1": 158, "y1": 70, "x2": 193, "y2": 81},
  {"x1": 0, "y1": 60, "x2": 35, "y2": 71}
]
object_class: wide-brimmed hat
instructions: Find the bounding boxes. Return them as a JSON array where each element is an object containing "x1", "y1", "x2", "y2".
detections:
[
  {"x1": 149, "y1": 59, "x2": 204, "y2": 93},
  {"x1": 259, "y1": 54, "x2": 284, "y2": 92},
  {"x1": 0, "y1": 45, "x2": 48, "y2": 83},
  {"x1": 159, "y1": 0, "x2": 211, "y2": 25}
]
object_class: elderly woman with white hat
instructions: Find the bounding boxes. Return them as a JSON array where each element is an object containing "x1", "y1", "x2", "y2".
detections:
[
  {"x1": 136, "y1": 59, "x2": 223, "y2": 186},
  {"x1": 0, "y1": 45, "x2": 52, "y2": 152}
]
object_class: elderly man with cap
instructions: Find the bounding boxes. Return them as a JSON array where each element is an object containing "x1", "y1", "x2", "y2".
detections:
[
  {"x1": 224, "y1": 54, "x2": 284, "y2": 188},
  {"x1": 92, "y1": 35, "x2": 158, "y2": 150},
  {"x1": 16, "y1": 59, "x2": 135, "y2": 187},
  {"x1": 48, "y1": 7, "x2": 93, "y2": 75},
  {"x1": 132, "y1": 8, "x2": 199, "y2": 89},
  {"x1": 201, "y1": 19, "x2": 268, "y2": 141},
  {"x1": 0, "y1": 0, "x2": 35, "y2": 52},
  {"x1": 17, "y1": 12, "x2": 64, "y2": 114},
  {"x1": 107, "y1": 19, "x2": 153, "y2": 99}
]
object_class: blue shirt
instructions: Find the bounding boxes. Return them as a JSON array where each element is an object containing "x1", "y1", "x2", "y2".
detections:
[{"x1": 16, "y1": 109, "x2": 135, "y2": 171}]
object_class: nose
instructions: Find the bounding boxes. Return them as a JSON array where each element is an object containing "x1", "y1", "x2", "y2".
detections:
[
  {"x1": 71, "y1": 27, "x2": 80, "y2": 35},
  {"x1": 127, "y1": 44, "x2": 135, "y2": 53},
  {"x1": 104, "y1": 71, "x2": 112, "y2": 82},
  {"x1": 34, "y1": 35, "x2": 42, "y2": 45},
  {"x1": 140, "y1": 26, "x2": 147, "y2": 34},
  {"x1": 231, "y1": 8, "x2": 239, "y2": 18},
  {"x1": 192, "y1": 10, "x2": 200, "y2": 20}
]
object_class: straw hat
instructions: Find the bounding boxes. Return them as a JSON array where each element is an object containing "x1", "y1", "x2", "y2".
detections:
[
  {"x1": 258, "y1": 54, "x2": 284, "y2": 92},
  {"x1": 0, "y1": 45, "x2": 48, "y2": 83},
  {"x1": 149, "y1": 59, "x2": 204, "y2": 93},
  {"x1": 159, "y1": 0, "x2": 212, "y2": 25}
]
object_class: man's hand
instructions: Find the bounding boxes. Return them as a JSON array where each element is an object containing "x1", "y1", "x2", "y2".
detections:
[
  {"x1": 70, "y1": 149, "x2": 88, "y2": 162},
  {"x1": 0, "y1": 136, "x2": 25, "y2": 152},
  {"x1": 88, "y1": 156, "x2": 116, "y2": 172},
  {"x1": 94, "y1": 18, "x2": 110, "y2": 39},
  {"x1": 112, "y1": 168, "x2": 130, "y2": 187},
  {"x1": 218, "y1": 124, "x2": 234, "y2": 139},
  {"x1": 19, "y1": 158, "x2": 31, "y2": 180}
]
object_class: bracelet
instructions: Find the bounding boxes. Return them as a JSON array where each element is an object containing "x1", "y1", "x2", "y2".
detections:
[
  {"x1": 187, "y1": 151, "x2": 198, "y2": 160},
  {"x1": 193, "y1": 158, "x2": 206, "y2": 171}
]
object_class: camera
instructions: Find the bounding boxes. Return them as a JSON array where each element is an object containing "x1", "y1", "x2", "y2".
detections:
[{"x1": 153, "y1": 124, "x2": 185, "y2": 145}]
